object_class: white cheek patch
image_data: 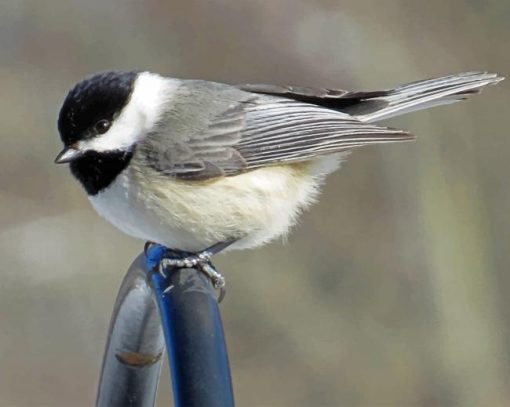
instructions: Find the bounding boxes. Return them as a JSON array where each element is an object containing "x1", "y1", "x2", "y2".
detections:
[{"x1": 79, "y1": 72, "x2": 181, "y2": 153}]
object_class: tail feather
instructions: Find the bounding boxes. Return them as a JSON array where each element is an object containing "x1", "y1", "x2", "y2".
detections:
[{"x1": 350, "y1": 72, "x2": 503, "y2": 122}]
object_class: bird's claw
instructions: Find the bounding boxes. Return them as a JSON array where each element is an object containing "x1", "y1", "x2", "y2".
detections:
[
  {"x1": 158, "y1": 254, "x2": 204, "y2": 272},
  {"x1": 158, "y1": 252, "x2": 225, "y2": 302},
  {"x1": 200, "y1": 263, "x2": 225, "y2": 290},
  {"x1": 158, "y1": 252, "x2": 217, "y2": 275},
  {"x1": 153, "y1": 241, "x2": 236, "y2": 302}
]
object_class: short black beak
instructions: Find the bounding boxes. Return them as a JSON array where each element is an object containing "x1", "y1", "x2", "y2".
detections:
[{"x1": 54, "y1": 147, "x2": 84, "y2": 164}]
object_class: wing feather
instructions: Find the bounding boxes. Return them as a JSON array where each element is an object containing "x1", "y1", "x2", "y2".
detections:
[
  {"x1": 236, "y1": 102, "x2": 412, "y2": 170},
  {"x1": 140, "y1": 82, "x2": 413, "y2": 180}
]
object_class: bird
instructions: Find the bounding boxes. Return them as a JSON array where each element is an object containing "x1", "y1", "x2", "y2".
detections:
[{"x1": 55, "y1": 70, "x2": 502, "y2": 282}]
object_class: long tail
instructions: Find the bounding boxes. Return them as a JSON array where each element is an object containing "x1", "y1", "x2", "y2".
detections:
[{"x1": 350, "y1": 72, "x2": 503, "y2": 123}]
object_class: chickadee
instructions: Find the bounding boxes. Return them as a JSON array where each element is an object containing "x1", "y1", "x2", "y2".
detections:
[{"x1": 55, "y1": 71, "x2": 502, "y2": 268}]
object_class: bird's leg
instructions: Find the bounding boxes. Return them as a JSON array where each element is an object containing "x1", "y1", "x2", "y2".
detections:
[{"x1": 156, "y1": 240, "x2": 236, "y2": 298}]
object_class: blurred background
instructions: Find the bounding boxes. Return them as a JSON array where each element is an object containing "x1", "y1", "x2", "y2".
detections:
[{"x1": 1, "y1": 0, "x2": 509, "y2": 405}]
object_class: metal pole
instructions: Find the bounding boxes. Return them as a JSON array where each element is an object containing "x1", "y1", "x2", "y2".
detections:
[
  {"x1": 96, "y1": 250, "x2": 234, "y2": 407},
  {"x1": 149, "y1": 264, "x2": 234, "y2": 407},
  {"x1": 96, "y1": 254, "x2": 165, "y2": 407}
]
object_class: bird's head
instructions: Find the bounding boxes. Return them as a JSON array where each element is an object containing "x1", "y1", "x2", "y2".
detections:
[{"x1": 55, "y1": 70, "x2": 167, "y2": 163}]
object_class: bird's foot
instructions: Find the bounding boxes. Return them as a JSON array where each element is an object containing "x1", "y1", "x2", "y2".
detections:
[
  {"x1": 145, "y1": 240, "x2": 236, "y2": 302},
  {"x1": 158, "y1": 251, "x2": 225, "y2": 289}
]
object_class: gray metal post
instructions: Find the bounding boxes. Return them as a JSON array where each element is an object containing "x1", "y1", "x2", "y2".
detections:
[{"x1": 96, "y1": 254, "x2": 165, "y2": 407}]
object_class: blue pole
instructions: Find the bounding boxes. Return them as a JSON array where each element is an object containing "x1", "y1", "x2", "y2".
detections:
[{"x1": 147, "y1": 245, "x2": 235, "y2": 407}]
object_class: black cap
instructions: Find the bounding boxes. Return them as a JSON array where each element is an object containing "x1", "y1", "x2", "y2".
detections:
[{"x1": 57, "y1": 71, "x2": 138, "y2": 145}]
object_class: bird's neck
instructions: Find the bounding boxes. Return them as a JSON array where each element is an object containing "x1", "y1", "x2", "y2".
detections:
[{"x1": 70, "y1": 149, "x2": 134, "y2": 195}]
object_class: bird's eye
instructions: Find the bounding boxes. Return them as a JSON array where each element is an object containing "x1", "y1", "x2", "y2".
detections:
[{"x1": 95, "y1": 119, "x2": 111, "y2": 134}]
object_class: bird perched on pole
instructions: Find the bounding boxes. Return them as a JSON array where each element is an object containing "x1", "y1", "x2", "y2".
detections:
[{"x1": 55, "y1": 70, "x2": 502, "y2": 281}]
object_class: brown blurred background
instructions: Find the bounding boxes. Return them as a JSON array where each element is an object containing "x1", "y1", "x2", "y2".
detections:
[{"x1": 1, "y1": 0, "x2": 509, "y2": 405}]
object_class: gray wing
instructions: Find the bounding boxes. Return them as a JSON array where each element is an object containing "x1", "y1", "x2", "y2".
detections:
[
  {"x1": 139, "y1": 80, "x2": 413, "y2": 181},
  {"x1": 237, "y1": 100, "x2": 412, "y2": 170}
]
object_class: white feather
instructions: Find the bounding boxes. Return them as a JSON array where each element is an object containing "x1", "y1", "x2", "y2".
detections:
[
  {"x1": 88, "y1": 157, "x2": 337, "y2": 252},
  {"x1": 78, "y1": 72, "x2": 180, "y2": 152}
]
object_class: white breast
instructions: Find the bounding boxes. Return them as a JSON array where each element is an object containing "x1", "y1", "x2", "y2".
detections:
[{"x1": 89, "y1": 154, "x2": 345, "y2": 252}]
